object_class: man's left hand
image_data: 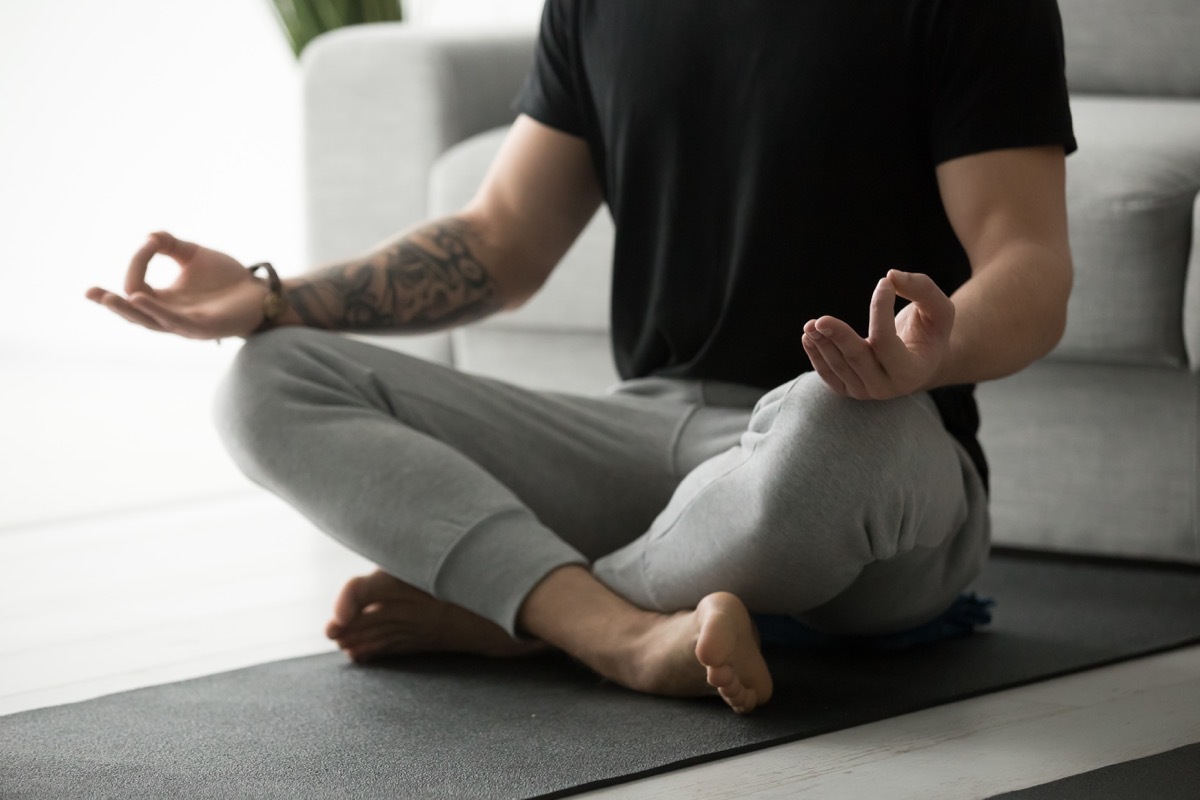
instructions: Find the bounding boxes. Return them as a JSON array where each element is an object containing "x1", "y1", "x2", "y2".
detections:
[{"x1": 801, "y1": 270, "x2": 955, "y2": 400}]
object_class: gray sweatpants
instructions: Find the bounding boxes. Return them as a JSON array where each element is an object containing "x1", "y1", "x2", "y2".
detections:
[{"x1": 214, "y1": 327, "x2": 989, "y2": 638}]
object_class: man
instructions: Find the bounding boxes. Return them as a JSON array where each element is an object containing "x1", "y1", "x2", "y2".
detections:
[{"x1": 87, "y1": 0, "x2": 1075, "y2": 714}]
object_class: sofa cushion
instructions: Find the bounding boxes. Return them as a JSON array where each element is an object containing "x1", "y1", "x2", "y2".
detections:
[
  {"x1": 430, "y1": 127, "x2": 618, "y2": 390},
  {"x1": 978, "y1": 361, "x2": 1198, "y2": 564},
  {"x1": 1053, "y1": 96, "x2": 1200, "y2": 367},
  {"x1": 429, "y1": 127, "x2": 614, "y2": 334},
  {"x1": 451, "y1": 327, "x2": 619, "y2": 394},
  {"x1": 1058, "y1": 0, "x2": 1200, "y2": 97}
]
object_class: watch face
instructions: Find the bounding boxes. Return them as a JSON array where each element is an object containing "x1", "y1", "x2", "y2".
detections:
[{"x1": 264, "y1": 293, "x2": 286, "y2": 320}]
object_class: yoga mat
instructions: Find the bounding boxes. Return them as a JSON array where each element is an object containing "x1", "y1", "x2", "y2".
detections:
[
  {"x1": 988, "y1": 742, "x2": 1200, "y2": 799},
  {"x1": 3, "y1": 552, "x2": 1199, "y2": 800}
]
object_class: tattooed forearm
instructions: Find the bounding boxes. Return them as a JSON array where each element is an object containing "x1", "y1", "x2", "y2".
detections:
[{"x1": 285, "y1": 219, "x2": 502, "y2": 332}]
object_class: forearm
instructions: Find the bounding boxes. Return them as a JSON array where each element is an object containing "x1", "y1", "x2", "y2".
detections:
[
  {"x1": 930, "y1": 242, "x2": 1072, "y2": 388},
  {"x1": 273, "y1": 215, "x2": 513, "y2": 333}
]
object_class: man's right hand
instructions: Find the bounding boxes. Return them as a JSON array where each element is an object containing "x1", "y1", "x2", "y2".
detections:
[{"x1": 85, "y1": 231, "x2": 269, "y2": 339}]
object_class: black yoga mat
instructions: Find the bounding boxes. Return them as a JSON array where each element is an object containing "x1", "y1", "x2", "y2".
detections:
[
  {"x1": 988, "y1": 742, "x2": 1200, "y2": 800},
  {"x1": 3, "y1": 551, "x2": 1200, "y2": 800}
]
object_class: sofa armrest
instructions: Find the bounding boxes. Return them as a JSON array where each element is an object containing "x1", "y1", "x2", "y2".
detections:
[
  {"x1": 1186, "y1": 193, "x2": 1200, "y2": 370},
  {"x1": 302, "y1": 24, "x2": 536, "y2": 266}
]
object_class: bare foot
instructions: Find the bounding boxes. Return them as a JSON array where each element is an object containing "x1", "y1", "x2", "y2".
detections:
[
  {"x1": 325, "y1": 569, "x2": 544, "y2": 662},
  {"x1": 692, "y1": 593, "x2": 773, "y2": 713},
  {"x1": 520, "y1": 567, "x2": 773, "y2": 714},
  {"x1": 631, "y1": 592, "x2": 773, "y2": 714}
]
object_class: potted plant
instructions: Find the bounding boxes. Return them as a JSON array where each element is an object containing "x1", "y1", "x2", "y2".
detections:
[{"x1": 268, "y1": 0, "x2": 405, "y2": 58}]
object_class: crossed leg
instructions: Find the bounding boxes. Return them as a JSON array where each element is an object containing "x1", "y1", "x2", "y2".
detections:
[
  {"x1": 215, "y1": 328, "x2": 773, "y2": 712},
  {"x1": 216, "y1": 329, "x2": 984, "y2": 714},
  {"x1": 326, "y1": 565, "x2": 771, "y2": 713}
]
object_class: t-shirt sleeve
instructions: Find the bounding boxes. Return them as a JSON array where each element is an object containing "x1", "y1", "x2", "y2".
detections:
[
  {"x1": 926, "y1": 0, "x2": 1077, "y2": 165},
  {"x1": 512, "y1": 0, "x2": 586, "y2": 137}
]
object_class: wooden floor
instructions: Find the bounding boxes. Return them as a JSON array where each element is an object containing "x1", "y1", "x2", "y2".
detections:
[{"x1": 2, "y1": 492, "x2": 1198, "y2": 799}]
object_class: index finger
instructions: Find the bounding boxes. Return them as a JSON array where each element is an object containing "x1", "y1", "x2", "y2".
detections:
[
  {"x1": 888, "y1": 270, "x2": 955, "y2": 326},
  {"x1": 123, "y1": 231, "x2": 200, "y2": 296},
  {"x1": 867, "y1": 276, "x2": 906, "y2": 362},
  {"x1": 124, "y1": 236, "x2": 161, "y2": 296}
]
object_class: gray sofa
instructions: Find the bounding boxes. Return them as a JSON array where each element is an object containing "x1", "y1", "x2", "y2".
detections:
[{"x1": 301, "y1": 1, "x2": 1200, "y2": 565}]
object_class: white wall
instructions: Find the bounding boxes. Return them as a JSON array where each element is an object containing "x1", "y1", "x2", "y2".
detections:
[
  {"x1": 0, "y1": 0, "x2": 542, "y2": 364},
  {"x1": 0, "y1": 0, "x2": 542, "y2": 527},
  {"x1": 0, "y1": 0, "x2": 302, "y2": 364}
]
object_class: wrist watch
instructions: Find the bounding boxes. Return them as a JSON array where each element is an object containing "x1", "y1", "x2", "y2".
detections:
[{"x1": 247, "y1": 262, "x2": 287, "y2": 332}]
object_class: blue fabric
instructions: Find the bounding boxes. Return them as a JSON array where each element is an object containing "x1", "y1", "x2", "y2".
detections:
[{"x1": 753, "y1": 593, "x2": 995, "y2": 651}]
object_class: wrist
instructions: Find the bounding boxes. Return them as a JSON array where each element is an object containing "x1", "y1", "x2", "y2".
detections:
[
  {"x1": 919, "y1": 341, "x2": 961, "y2": 392},
  {"x1": 247, "y1": 262, "x2": 288, "y2": 333}
]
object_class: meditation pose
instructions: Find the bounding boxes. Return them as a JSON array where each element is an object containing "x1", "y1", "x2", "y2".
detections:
[{"x1": 87, "y1": 1, "x2": 1075, "y2": 713}]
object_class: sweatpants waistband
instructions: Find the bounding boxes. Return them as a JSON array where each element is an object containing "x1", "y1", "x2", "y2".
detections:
[{"x1": 607, "y1": 376, "x2": 767, "y2": 409}]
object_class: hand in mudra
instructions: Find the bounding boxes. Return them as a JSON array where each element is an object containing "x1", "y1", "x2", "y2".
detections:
[
  {"x1": 801, "y1": 269, "x2": 955, "y2": 401},
  {"x1": 85, "y1": 232, "x2": 268, "y2": 339}
]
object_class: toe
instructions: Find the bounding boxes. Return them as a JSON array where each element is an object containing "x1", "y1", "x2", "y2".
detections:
[
  {"x1": 715, "y1": 674, "x2": 744, "y2": 699},
  {"x1": 332, "y1": 575, "x2": 370, "y2": 628},
  {"x1": 730, "y1": 689, "x2": 756, "y2": 715},
  {"x1": 344, "y1": 646, "x2": 375, "y2": 664},
  {"x1": 340, "y1": 634, "x2": 386, "y2": 663},
  {"x1": 706, "y1": 663, "x2": 734, "y2": 689}
]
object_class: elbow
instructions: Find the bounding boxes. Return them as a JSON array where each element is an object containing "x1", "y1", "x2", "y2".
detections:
[
  {"x1": 499, "y1": 262, "x2": 553, "y2": 311},
  {"x1": 457, "y1": 205, "x2": 555, "y2": 312},
  {"x1": 1042, "y1": 305, "x2": 1068, "y2": 357},
  {"x1": 1040, "y1": 254, "x2": 1074, "y2": 356}
]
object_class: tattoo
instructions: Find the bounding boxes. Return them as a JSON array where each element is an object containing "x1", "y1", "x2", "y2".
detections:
[{"x1": 286, "y1": 219, "x2": 501, "y2": 332}]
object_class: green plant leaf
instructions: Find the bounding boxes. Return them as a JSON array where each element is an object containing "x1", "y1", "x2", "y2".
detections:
[{"x1": 267, "y1": 0, "x2": 403, "y2": 59}]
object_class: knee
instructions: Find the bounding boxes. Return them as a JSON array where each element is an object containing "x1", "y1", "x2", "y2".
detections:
[
  {"x1": 765, "y1": 374, "x2": 938, "y2": 481},
  {"x1": 212, "y1": 327, "x2": 330, "y2": 460},
  {"x1": 751, "y1": 375, "x2": 958, "y2": 542},
  {"x1": 215, "y1": 327, "x2": 317, "y2": 410}
]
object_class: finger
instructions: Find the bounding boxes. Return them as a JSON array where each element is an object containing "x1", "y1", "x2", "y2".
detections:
[
  {"x1": 124, "y1": 236, "x2": 162, "y2": 296},
  {"x1": 867, "y1": 277, "x2": 899, "y2": 344},
  {"x1": 806, "y1": 326, "x2": 868, "y2": 398},
  {"x1": 89, "y1": 289, "x2": 167, "y2": 332},
  {"x1": 802, "y1": 329, "x2": 847, "y2": 395},
  {"x1": 149, "y1": 231, "x2": 200, "y2": 265},
  {"x1": 128, "y1": 292, "x2": 206, "y2": 337},
  {"x1": 124, "y1": 232, "x2": 202, "y2": 296},
  {"x1": 887, "y1": 270, "x2": 955, "y2": 328},
  {"x1": 813, "y1": 316, "x2": 889, "y2": 398},
  {"x1": 866, "y1": 276, "x2": 911, "y2": 366}
]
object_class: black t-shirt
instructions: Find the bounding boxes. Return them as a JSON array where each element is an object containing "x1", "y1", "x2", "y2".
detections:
[{"x1": 515, "y1": 0, "x2": 1077, "y2": 487}]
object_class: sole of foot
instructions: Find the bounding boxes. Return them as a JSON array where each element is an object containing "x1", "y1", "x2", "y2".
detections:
[{"x1": 693, "y1": 592, "x2": 773, "y2": 714}]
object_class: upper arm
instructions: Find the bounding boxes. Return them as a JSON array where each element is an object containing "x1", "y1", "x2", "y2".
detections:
[
  {"x1": 461, "y1": 114, "x2": 603, "y2": 305},
  {"x1": 935, "y1": 145, "x2": 1073, "y2": 290},
  {"x1": 933, "y1": 145, "x2": 1076, "y2": 363}
]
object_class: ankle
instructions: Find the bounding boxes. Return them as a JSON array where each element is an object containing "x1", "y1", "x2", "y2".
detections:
[
  {"x1": 517, "y1": 567, "x2": 696, "y2": 690},
  {"x1": 628, "y1": 611, "x2": 698, "y2": 684}
]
